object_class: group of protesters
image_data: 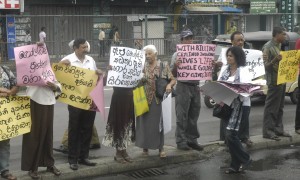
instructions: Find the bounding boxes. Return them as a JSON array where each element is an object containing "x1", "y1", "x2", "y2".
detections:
[{"x1": 1, "y1": 25, "x2": 300, "y2": 180}]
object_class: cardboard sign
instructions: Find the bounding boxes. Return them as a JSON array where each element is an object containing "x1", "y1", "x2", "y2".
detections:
[
  {"x1": 52, "y1": 63, "x2": 98, "y2": 110},
  {"x1": 14, "y1": 44, "x2": 56, "y2": 86},
  {"x1": 0, "y1": 96, "x2": 31, "y2": 141},
  {"x1": 176, "y1": 44, "x2": 215, "y2": 80},
  {"x1": 277, "y1": 50, "x2": 300, "y2": 85},
  {"x1": 106, "y1": 46, "x2": 145, "y2": 87}
]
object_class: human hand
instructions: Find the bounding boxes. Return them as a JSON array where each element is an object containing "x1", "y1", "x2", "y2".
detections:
[
  {"x1": 166, "y1": 84, "x2": 172, "y2": 93},
  {"x1": 0, "y1": 87, "x2": 10, "y2": 97},
  {"x1": 60, "y1": 59, "x2": 71, "y2": 65},
  {"x1": 96, "y1": 69, "x2": 104, "y2": 75},
  {"x1": 46, "y1": 81, "x2": 57, "y2": 91},
  {"x1": 175, "y1": 59, "x2": 181, "y2": 67},
  {"x1": 106, "y1": 65, "x2": 112, "y2": 71}
]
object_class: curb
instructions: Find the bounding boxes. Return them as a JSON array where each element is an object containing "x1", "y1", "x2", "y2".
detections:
[{"x1": 13, "y1": 132, "x2": 300, "y2": 179}]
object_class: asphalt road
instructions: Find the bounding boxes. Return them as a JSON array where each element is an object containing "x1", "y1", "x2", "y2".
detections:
[{"x1": 9, "y1": 87, "x2": 297, "y2": 172}]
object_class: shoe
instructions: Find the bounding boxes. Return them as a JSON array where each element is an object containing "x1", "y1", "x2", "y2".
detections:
[
  {"x1": 89, "y1": 144, "x2": 101, "y2": 149},
  {"x1": 177, "y1": 144, "x2": 191, "y2": 151},
  {"x1": 53, "y1": 145, "x2": 68, "y2": 154},
  {"x1": 78, "y1": 158, "x2": 97, "y2": 166},
  {"x1": 276, "y1": 132, "x2": 291, "y2": 137},
  {"x1": 114, "y1": 155, "x2": 127, "y2": 164},
  {"x1": 28, "y1": 170, "x2": 40, "y2": 179},
  {"x1": 122, "y1": 150, "x2": 133, "y2": 163},
  {"x1": 242, "y1": 139, "x2": 253, "y2": 147},
  {"x1": 46, "y1": 166, "x2": 61, "y2": 176},
  {"x1": 225, "y1": 167, "x2": 239, "y2": 174},
  {"x1": 263, "y1": 135, "x2": 281, "y2": 141},
  {"x1": 1, "y1": 171, "x2": 17, "y2": 180},
  {"x1": 159, "y1": 151, "x2": 167, "y2": 159},
  {"x1": 187, "y1": 142, "x2": 204, "y2": 151},
  {"x1": 69, "y1": 163, "x2": 78, "y2": 170},
  {"x1": 240, "y1": 159, "x2": 252, "y2": 171},
  {"x1": 296, "y1": 129, "x2": 300, "y2": 134},
  {"x1": 142, "y1": 149, "x2": 149, "y2": 156}
]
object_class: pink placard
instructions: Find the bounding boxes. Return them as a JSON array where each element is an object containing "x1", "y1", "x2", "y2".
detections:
[
  {"x1": 89, "y1": 76, "x2": 105, "y2": 120},
  {"x1": 14, "y1": 44, "x2": 56, "y2": 86},
  {"x1": 176, "y1": 44, "x2": 215, "y2": 80}
]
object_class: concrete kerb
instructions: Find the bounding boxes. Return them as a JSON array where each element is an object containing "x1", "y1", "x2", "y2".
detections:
[{"x1": 13, "y1": 132, "x2": 300, "y2": 179}]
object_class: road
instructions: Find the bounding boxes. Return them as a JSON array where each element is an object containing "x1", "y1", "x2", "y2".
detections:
[
  {"x1": 9, "y1": 87, "x2": 297, "y2": 172},
  {"x1": 93, "y1": 144, "x2": 300, "y2": 180}
]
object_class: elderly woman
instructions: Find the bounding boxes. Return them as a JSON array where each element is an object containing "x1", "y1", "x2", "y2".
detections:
[
  {"x1": 218, "y1": 46, "x2": 252, "y2": 174},
  {"x1": 135, "y1": 45, "x2": 176, "y2": 158},
  {"x1": 0, "y1": 66, "x2": 18, "y2": 180}
]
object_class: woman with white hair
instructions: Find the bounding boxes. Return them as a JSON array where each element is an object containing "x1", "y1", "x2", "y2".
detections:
[{"x1": 135, "y1": 45, "x2": 176, "y2": 158}]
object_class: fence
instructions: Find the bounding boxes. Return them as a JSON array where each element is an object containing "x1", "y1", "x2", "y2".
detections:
[{"x1": 0, "y1": 13, "x2": 298, "y2": 62}]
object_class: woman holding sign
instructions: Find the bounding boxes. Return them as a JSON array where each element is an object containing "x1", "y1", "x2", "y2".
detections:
[
  {"x1": 135, "y1": 45, "x2": 176, "y2": 158},
  {"x1": 218, "y1": 46, "x2": 252, "y2": 174},
  {"x1": 0, "y1": 66, "x2": 18, "y2": 180},
  {"x1": 21, "y1": 80, "x2": 62, "y2": 178}
]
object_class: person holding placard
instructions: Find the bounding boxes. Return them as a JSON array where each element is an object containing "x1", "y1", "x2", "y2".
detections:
[
  {"x1": 60, "y1": 38, "x2": 103, "y2": 171},
  {"x1": 135, "y1": 45, "x2": 176, "y2": 158},
  {"x1": 102, "y1": 68, "x2": 135, "y2": 163},
  {"x1": 170, "y1": 29, "x2": 203, "y2": 151},
  {"x1": 294, "y1": 35, "x2": 300, "y2": 135},
  {"x1": 262, "y1": 27, "x2": 291, "y2": 141},
  {"x1": 0, "y1": 66, "x2": 18, "y2": 180},
  {"x1": 22, "y1": 74, "x2": 62, "y2": 179},
  {"x1": 218, "y1": 46, "x2": 252, "y2": 174}
]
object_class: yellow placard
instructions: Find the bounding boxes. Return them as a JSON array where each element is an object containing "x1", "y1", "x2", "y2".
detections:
[
  {"x1": 0, "y1": 96, "x2": 31, "y2": 141},
  {"x1": 52, "y1": 63, "x2": 98, "y2": 110},
  {"x1": 277, "y1": 50, "x2": 300, "y2": 85}
]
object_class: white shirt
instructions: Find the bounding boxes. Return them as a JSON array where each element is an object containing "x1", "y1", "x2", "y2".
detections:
[
  {"x1": 61, "y1": 52, "x2": 97, "y2": 71},
  {"x1": 26, "y1": 82, "x2": 61, "y2": 105},
  {"x1": 39, "y1": 31, "x2": 46, "y2": 43},
  {"x1": 99, "y1": 30, "x2": 105, "y2": 41}
]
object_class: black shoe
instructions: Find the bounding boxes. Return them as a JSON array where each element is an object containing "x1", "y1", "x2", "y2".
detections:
[
  {"x1": 276, "y1": 132, "x2": 291, "y2": 137},
  {"x1": 187, "y1": 142, "x2": 204, "y2": 151},
  {"x1": 89, "y1": 144, "x2": 101, "y2": 149},
  {"x1": 177, "y1": 144, "x2": 191, "y2": 151},
  {"x1": 69, "y1": 163, "x2": 78, "y2": 170},
  {"x1": 78, "y1": 159, "x2": 97, "y2": 166},
  {"x1": 53, "y1": 145, "x2": 68, "y2": 154}
]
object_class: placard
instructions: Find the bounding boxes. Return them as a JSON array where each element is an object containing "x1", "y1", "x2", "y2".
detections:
[{"x1": 277, "y1": 50, "x2": 300, "y2": 85}]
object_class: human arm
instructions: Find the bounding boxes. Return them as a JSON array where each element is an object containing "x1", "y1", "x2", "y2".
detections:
[{"x1": 0, "y1": 86, "x2": 18, "y2": 97}]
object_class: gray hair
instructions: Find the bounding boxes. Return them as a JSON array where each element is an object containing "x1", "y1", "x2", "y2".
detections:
[{"x1": 143, "y1": 45, "x2": 157, "y2": 54}]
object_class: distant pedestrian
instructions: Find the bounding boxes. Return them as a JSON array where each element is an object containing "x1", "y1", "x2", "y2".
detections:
[
  {"x1": 39, "y1": 27, "x2": 46, "y2": 44},
  {"x1": 99, "y1": 28, "x2": 105, "y2": 57},
  {"x1": 227, "y1": 22, "x2": 237, "y2": 35},
  {"x1": 262, "y1": 27, "x2": 291, "y2": 141},
  {"x1": 113, "y1": 27, "x2": 120, "y2": 46},
  {"x1": 24, "y1": 29, "x2": 31, "y2": 45}
]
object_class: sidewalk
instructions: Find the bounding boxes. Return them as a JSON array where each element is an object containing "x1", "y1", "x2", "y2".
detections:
[{"x1": 13, "y1": 132, "x2": 300, "y2": 180}]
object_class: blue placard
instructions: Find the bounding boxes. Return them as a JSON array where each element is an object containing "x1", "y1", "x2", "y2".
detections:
[{"x1": 6, "y1": 16, "x2": 16, "y2": 60}]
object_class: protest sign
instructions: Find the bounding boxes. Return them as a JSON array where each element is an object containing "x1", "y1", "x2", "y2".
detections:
[
  {"x1": 52, "y1": 63, "x2": 98, "y2": 110},
  {"x1": 201, "y1": 81, "x2": 261, "y2": 105},
  {"x1": 90, "y1": 76, "x2": 105, "y2": 120},
  {"x1": 176, "y1": 44, "x2": 215, "y2": 80},
  {"x1": 14, "y1": 44, "x2": 56, "y2": 86},
  {"x1": 277, "y1": 50, "x2": 300, "y2": 85},
  {"x1": 219, "y1": 48, "x2": 265, "y2": 79},
  {"x1": 106, "y1": 46, "x2": 145, "y2": 87},
  {"x1": 0, "y1": 96, "x2": 31, "y2": 141}
]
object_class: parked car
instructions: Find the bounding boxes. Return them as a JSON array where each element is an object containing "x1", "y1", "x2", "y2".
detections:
[{"x1": 204, "y1": 31, "x2": 299, "y2": 108}]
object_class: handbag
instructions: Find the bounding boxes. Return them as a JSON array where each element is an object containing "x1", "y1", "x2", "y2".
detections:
[
  {"x1": 213, "y1": 103, "x2": 232, "y2": 120},
  {"x1": 133, "y1": 86, "x2": 149, "y2": 117},
  {"x1": 155, "y1": 62, "x2": 176, "y2": 99}
]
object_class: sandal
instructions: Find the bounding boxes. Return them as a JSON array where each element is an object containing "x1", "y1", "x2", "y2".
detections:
[
  {"x1": 122, "y1": 150, "x2": 133, "y2": 163},
  {"x1": 47, "y1": 166, "x2": 61, "y2": 176},
  {"x1": 225, "y1": 167, "x2": 239, "y2": 174},
  {"x1": 28, "y1": 170, "x2": 41, "y2": 179},
  {"x1": 159, "y1": 151, "x2": 167, "y2": 159},
  {"x1": 1, "y1": 171, "x2": 17, "y2": 180},
  {"x1": 142, "y1": 149, "x2": 149, "y2": 156},
  {"x1": 114, "y1": 154, "x2": 126, "y2": 164}
]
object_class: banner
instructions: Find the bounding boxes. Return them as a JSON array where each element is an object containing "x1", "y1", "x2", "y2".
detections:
[
  {"x1": 90, "y1": 76, "x2": 105, "y2": 120},
  {"x1": 14, "y1": 44, "x2": 56, "y2": 86},
  {"x1": 219, "y1": 48, "x2": 265, "y2": 79},
  {"x1": 0, "y1": 96, "x2": 31, "y2": 141},
  {"x1": 106, "y1": 46, "x2": 145, "y2": 87},
  {"x1": 277, "y1": 50, "x2": 300, "y2": 85},
  {"x1": 52, "y1": 63, "x2": 98, "y2": 110},
  {"x1": 176, "y1": 44, "x2": 215, "y2": 80}
]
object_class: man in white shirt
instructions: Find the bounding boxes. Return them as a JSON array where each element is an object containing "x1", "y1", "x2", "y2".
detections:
[
  {"x1": 60, "y1": 38, "x2": 103, "y2": 171},
  {"x1": 98, "y1": 28, "x2": 105, "y2": 57},
  {"x1": 39, "y1": 27, "x2": 46, "y2": 44}
]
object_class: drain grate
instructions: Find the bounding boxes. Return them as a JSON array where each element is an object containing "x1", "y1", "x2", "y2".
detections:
[{"x1": 124, "y1": 168, "x2": 167, "y2": 178}]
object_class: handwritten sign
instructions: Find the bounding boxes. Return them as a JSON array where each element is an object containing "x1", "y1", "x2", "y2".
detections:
[
  {"x1": 176, "y1": 44, "x2": 215, "y2": 80},
  {"x1": 52, "y1": 63, "x2": 98, "y2": 110},
  {"x1": 106, "y1": 46, "x2": 145, "y2": 87},
  {"x1": 14, "y1": 44, "x2": 56, "y2": 86},
  {"x1": 277, "y1": 50, "x2": 300, "y2": 85},
  {"x1": 0, "y1": 96, "x2": 31, "y2": 141},
  {"x1": 220, "y1": 48, "x2": 265, "y2": 79}
]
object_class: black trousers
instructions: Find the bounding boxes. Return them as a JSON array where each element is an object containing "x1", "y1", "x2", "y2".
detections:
[
  {"x1": 67, "y1": 105, "x2": 96, "y2": 164},
  {"x1": 295, "y1": 75, "x2": 300, "y2": 130}
]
